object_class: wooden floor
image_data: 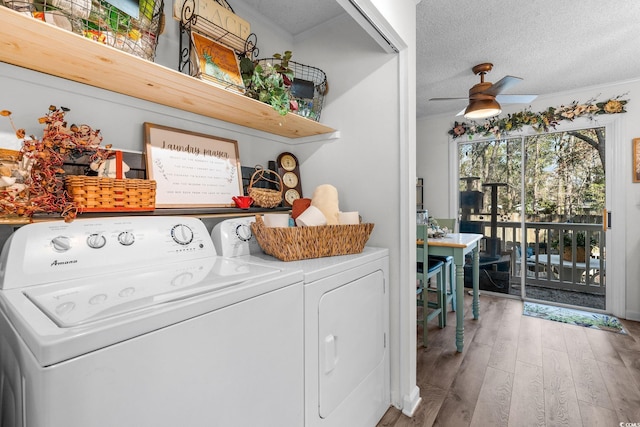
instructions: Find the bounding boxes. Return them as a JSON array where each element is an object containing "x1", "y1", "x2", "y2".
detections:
[{"x1": 377, "y1": 293, "x2": 640, "y2": 427}]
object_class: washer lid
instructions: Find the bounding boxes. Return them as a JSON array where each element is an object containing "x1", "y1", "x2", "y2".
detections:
[{"x1": 23, "y1": 257, "x2": 282, "y2": 328}]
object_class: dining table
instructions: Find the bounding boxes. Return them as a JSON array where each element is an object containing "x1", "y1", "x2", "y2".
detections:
[
  {"x1": 530, "y1": 253, "x2": 605, "y2": 282},
  {"x1": 427, "y1": 233, "x2": 484, "y2": 352}
]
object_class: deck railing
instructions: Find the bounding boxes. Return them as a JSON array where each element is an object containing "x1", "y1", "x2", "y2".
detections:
[{"x1": 466, "y1": 220, "x2": 606, "y2": 295}]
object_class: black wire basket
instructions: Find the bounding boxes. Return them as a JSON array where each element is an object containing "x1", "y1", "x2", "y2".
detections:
[
  {"x1": 257, "y1": 58, "x2": 328, "y2": 121},
  {"x1": 0, "y1": 0, "x2": 164, "y2": 61}
]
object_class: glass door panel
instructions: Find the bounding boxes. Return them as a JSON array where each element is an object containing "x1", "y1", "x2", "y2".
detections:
[
  {"x1": 522, "y1": 130, "x2": 606, "y2": 310},
  {"x1": 458, "y1": 138, "x2": 522, "y2": 296}
]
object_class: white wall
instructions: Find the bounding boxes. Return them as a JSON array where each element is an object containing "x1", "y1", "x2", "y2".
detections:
[
  {"x1": 417, "y1": 79, "x2": 640, "y2": 321},
  {"x1": 290, "y1": 2, "x2": 418, "y2": 414}
]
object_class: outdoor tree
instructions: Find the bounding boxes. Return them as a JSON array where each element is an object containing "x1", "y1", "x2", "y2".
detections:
[{"x1": 458, "y1": 127, "x2": 605, "y2": 222}]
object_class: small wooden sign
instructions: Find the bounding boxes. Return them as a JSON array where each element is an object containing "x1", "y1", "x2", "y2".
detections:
[
  {"x1": 144, "y1": 123, "x2": 243, "y2": 208},
  {"x1": 173, "y1": 0, "x2": 251, "y2": 40}
]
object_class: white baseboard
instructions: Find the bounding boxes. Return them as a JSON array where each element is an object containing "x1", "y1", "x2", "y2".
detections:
[
  {"x1": 402, "y1": 386, "x2": 422, "y2": 417},
  {"x1": 624, "y1": 310, "x2": 640, "y2": 322}
]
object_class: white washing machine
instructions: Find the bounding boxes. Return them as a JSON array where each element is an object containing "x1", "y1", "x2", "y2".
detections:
[
  {"x1": 0, "y1": 216, "x2": 304, "y2": 427},
  {"x1": 212, "y1": 217, "x2": 390, "y2": 427}
]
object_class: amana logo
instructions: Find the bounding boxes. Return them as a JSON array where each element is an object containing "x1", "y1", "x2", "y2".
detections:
[{"x1": 51, "y1": 259, "x2": 78, "y2": 267}]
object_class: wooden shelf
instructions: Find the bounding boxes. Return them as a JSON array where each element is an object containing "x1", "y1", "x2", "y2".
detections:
[
  {"x1": 22, "y1": 206, "x2": 291, "y2": 222},
  {"x1": 0, "y1": 7, "x2": 337, "y2": 139}
]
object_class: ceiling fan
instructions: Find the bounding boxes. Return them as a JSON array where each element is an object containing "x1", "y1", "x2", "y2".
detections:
[{"x1": 430, "y1": 63, "x2": 538, "y2": 119}]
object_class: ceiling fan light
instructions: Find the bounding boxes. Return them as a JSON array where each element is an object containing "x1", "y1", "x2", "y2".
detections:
[{"x1": 464, "y1": 98, "x2": 502, "y2": 119}]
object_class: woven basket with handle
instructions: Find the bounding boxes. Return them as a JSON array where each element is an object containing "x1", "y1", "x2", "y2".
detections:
[
  {"x1": 65, "y1": 151, "x2": 156, "y2": 212},
  {"x1": 247, "y1": 166, "x2": 283, "y2": 208}
]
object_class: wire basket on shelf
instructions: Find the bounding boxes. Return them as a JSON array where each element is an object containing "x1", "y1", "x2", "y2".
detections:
[
  {"x1": 0, "y1": 0, "x2": 164, "y2": 61},
  {"x1": 257, "y1": 57, "x2": 327, "y2": 121}
]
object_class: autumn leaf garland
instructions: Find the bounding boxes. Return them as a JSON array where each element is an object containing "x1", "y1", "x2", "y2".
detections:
[{"x1": 448, "y1": 95, "x2": 628, "y2": 140}]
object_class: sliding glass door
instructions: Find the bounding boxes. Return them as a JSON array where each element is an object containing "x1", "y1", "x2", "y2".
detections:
[{"x1": 457, "y1": 128, "x2": 607, "y2": 310}]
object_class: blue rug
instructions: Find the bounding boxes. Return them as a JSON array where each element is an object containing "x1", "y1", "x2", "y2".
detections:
[{"x1": 523, "y1": 302, "x2": 627, "y2": 334}]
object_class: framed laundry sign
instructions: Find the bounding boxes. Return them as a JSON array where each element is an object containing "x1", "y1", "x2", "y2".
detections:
[{"x1": 144, "y1": 123, "x2": 243, "y2": 208}]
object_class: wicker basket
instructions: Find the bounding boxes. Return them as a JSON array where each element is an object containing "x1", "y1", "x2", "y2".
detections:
[
  {"x1": 65, "y1": 151, "x2": 156, "y2": 212},
  {"x1": 250, "y1": 215, "x2": 374, "y2": 261},
  {"x1": 247, "y1": 166, "x2": 282, "y2": 208},
  {"x1": 65, "y1": 176, "x2": 156, "y2": 212}
]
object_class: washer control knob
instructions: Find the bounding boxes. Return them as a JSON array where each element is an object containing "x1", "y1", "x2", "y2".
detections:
[
  {"x1": 87, "y1": 233, "x2": 107, "y2": 249},
  {"x1": 51, "y1": 236, "x2": 71, "y2": 252},
  {"x1": 118, "y1": 231, "x2": 135, "y2": 246},
  {"x1": 171, "y1": 224, "x2": 194, "y2": 245}
]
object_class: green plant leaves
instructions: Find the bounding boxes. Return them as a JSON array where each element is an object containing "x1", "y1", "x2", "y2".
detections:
[{"x1": 242, "y1": 52, "x2": 295, "y2": 116}]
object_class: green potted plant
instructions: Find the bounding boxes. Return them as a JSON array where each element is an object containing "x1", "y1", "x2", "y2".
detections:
[{"x1": 240, "y1": 51, "x2": 299, "y2": 116}]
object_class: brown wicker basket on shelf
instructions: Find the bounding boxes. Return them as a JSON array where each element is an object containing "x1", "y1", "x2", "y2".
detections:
[
  {"x1": 64, "y1": 151, "x2": 156, "y2": 212},
  {"x1": 65, "y1": 176, "x2": 156, "y2": 212},
  {"x1": 247, "y1": 166, "x2": 282, "y2": 208},
  {"x1": 250, "y1": 215, "x2": 374, "y2": 261}
]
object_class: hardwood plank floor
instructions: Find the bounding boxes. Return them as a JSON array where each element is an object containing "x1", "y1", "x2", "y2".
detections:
[{"x1": 378, "y1": 293, "x2": 640, "y2": 427}]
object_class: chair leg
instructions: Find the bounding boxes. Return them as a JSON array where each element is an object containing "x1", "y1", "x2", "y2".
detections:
[
  {"x1": 417, "y1": 279, "x2": 428, "y2": 348},
  {"x1": 449, "y1": 260, "x2": 457, "y2": 312},
  {"x1": 419, "y1": 265, "x2": 447, "y2": 347},
  {"x1": 423, "y1": 302, "x2": 428, "y2": 347},
  {"x1": 437, "y1": 269, "x2": 445, "y2": 328},
  {"x1": 441, "y1": 264, "x2": 451, "y2": 327}
]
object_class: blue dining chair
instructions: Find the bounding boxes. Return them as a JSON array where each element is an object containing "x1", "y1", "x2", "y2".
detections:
[
  {"x1": 417, "y1": 224, "x2": 445, "y2": 347},
  {"x1": 428, "y1": 218, "x2": 457, "y2": 315}
]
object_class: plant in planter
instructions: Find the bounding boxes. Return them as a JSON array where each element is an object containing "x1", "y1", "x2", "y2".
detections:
[
  {"x1": 240, "y1": 51, "x2": 298, "y2": 116},
  {"x1": 552, "y1": 230, "x2": 597, "y2": 262}
]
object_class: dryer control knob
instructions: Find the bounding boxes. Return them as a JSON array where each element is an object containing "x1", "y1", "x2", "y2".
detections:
[
  {"x1": 51, "y1": 236, "x2": 71, "y2": 252},
  {"x1": 235, "y1": 223, "x2": 253, "y2": 242}
]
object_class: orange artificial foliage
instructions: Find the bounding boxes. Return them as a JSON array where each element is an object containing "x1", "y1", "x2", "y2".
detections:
[{"x1": 1, "y1": 106, "x2": 113, "y2": 221}]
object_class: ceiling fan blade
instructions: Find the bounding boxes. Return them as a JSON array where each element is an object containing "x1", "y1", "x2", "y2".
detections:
[
  {"x1": 456, "y1": 108, "x2": 466, "y2": 116},
  {"x1": 483, "y1": 75, "x2": 523, "y2": 96},
  {"x1": 496, "y1": 94, "x2": 538, "y2": 104},
  {"x1": 429, "y1": 97, "x2": 468, "y2": 101}
]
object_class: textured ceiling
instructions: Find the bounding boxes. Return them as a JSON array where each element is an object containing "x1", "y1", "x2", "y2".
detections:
[{"x1": 235, "y1": 0, "x2": 640, "y2": 118}]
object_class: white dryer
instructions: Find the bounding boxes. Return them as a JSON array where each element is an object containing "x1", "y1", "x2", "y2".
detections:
[
  {"x1": 212, "y1": 217, "x2": 390, "y2": 427},
  {"x1": 0, "y1": 216, "x2": 304, "y2": 427}
]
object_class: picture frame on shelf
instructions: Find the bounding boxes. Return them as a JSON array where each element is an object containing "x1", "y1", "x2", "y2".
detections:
[
  {"x1": 144, "y1": 123, "x2": 243, "y2": 208},
  {"x1": 634, "y1": 138, "x2": 640, "y2": 183},
  {"x1": 190, "y1": 32, "x2": 244, "y2": 93}
]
